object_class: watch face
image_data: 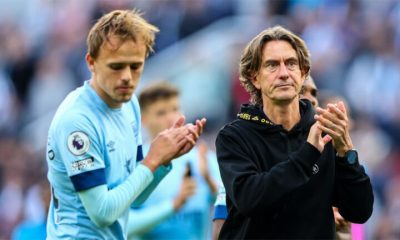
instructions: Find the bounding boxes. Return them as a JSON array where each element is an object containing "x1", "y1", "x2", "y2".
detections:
[{"x1": 347, "y1": 150, "x2": 357, "y2": 164}]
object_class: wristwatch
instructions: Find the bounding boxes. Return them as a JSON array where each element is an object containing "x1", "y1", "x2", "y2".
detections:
[{"x1": 338, "y1": 149, "x2": 358, "y2": 165}]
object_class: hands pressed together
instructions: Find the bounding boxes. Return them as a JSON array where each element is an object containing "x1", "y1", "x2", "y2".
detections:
[
  {"x1": 307, "y1": 101, "x2": 353, "y2": 155},
  {"x1": 143, "y1": 115, "x2": 207, "y2": 172}
]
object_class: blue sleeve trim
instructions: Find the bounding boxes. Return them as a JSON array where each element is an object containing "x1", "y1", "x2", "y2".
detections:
[
  {"x1": 70, "y1": 168, "x2": 106, "y2": 192},
  {"x1": 136, "y1": 145, "x2": 143, "y2": 162},
  {"x1": 213, "y1": 205, "x2": 228, "y2": 220}
]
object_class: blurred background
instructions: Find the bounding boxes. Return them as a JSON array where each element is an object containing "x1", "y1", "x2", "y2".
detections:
[{"x1": 0, "y1": 0, "x2": 399, "y2": 239}]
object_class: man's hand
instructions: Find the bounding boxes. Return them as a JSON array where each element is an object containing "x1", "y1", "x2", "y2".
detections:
[
  {"x1": 197, "y1": 141, "x2": 217, "y2": 194},
  {"x1": 314, "y1": 101, "x2": 353, "y2": 156},
  {"x1": 307, "y1": 121, "x2": 332, "y2": 153},
  {"x1": 198, "y1": 141, "x2": 209, "y2": 178},
  {"x1": 333, "y1": 207, "x2": 349, "y2": 227},
  {"x1": 142, "y1": 116, "x2": 206, "y2": 172},
  {"x1": 173, "y1": 118, "x2": 207, "y2": 159},
  {"x1": 142, "y1": 116, "x2": 190, "y2": 171},
  {"x1": 173, "y1": 176, "x2": 197, "y2": 211}
]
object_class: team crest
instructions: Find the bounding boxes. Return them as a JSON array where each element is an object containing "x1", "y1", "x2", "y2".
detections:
[
  {"x1": 67, "y1": 131, "x2": 90, "y2": 156},
  {"x1": 48, "y1": 149, "x2": 55, "y2": 160}
]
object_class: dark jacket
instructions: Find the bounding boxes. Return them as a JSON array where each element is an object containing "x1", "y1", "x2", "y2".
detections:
[{"x1": 216, "y1": 100, "x2": 373, "y2": 239}]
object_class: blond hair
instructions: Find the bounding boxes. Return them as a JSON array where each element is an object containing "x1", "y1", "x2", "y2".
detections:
[
  {"x1": 87, "y1": 9, "x2": 159, "y2": 59},
  {"x1": 239, "y1": 26, "x2": 311, "y2": 105}
]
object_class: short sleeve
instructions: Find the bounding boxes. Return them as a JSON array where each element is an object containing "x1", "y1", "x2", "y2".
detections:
[
  {"x1": 214, "y1": 182, "x2": 227, "y2": 207},
  {"x1": 213, "y1": 182, "x2": 228, "y2": 220},
  {"x1": 54, "y1": 113, "x2": 106, "y2": 191}
]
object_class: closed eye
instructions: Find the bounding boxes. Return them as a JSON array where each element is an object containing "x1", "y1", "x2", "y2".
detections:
[
  {"x1": 108, "y1": 62, "x2": 143, "y2": 71},
  {"x1": 109, "y1": 63, "x2": 124, "y2": 71},
  {"x1": 130, "y1": 63, "x2": 142, "y2": 70}
]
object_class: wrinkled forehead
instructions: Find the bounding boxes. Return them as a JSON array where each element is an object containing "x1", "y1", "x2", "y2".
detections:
[{"x1": 262, "y1": 40, "x2": 299, "y2": 60}]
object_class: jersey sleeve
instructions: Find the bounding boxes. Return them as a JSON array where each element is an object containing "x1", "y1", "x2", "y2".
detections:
[
  {"x1": 54, "y1": 113, "x2": 106, "y2": 192},
  {"x1": 213, "y1": 182, "x2": 228, "y2": 220}
]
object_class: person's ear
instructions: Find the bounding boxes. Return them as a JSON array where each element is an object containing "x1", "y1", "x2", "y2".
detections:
[
  {"x1": 251, "y1": 74, "x2": 261, "y2": 90},
  {"x1": 86, "y1": 54, "x2": 95, "y2": 73},
  {"x1": 302, "y1": 68, "x2": 309, "y2": 81}
]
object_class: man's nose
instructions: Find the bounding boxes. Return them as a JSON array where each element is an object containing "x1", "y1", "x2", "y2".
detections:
[
  {"x1": 121, "y1": 67, "x2": 132, "y2": 82},
  {"x1": 277, "y1": 61, "x2": 289, "y2": 79}
]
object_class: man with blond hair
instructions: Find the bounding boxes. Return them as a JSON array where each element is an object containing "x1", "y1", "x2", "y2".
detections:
[
  {"x1": 216, "y1": 26, "x2": 373, "y2": 239},
  {"x1": 45, "y1": 10, "x2": 205, "y2": 239}
]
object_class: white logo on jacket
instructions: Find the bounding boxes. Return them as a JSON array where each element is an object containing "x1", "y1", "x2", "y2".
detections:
[{"x1": 312, "y1": 163, "x2": 319, "y2": 174}]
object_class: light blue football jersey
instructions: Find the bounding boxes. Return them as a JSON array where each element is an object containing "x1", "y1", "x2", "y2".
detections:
[
  {"x1": 46, "y1": 81, "x2": 143, "y2": 239},
  {"x1": 136, "y1": 144, "x2": 220, "y2": 240}
]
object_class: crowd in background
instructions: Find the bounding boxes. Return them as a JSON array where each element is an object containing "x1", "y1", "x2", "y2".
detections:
[{"x1": 0, "y1": 0, "x2": 399, "y2": 239}]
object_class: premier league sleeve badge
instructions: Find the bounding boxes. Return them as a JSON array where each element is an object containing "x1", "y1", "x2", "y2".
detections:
[{"x1": 67, "y1": 131, "x2": 91, "y2": 156}]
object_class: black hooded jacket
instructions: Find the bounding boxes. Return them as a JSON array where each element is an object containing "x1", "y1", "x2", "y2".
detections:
[{"x1": 216, "y1": 100, "x2": 373, "y2": 239}]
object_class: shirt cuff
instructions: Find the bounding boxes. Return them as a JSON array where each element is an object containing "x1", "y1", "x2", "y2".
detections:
[{"x1": 135, "y1": 164, "x2": 154, "y2": 184}]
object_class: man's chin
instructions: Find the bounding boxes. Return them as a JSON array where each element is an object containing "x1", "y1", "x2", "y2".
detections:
[
  {"x1": 117, "y1": 95, "x2": 132, "y2": 104},
  {"x1": 122, "y1": 97, "x2": 132, "y2": 103},
  {"x1": 272, "y1": 94, "x2": 297, "y2": 105}
]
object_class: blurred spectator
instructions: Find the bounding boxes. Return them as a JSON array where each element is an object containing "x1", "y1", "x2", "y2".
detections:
[
  {"x1": 0, "y1": 138, "x2": 33, "y2": 239},
  {"x1": 130, "y1": 82, "x2": 219, "y2": 240},
  {"x1": 0, "y1": 69, "x2": 19, "y2": 134},
  {"x1": 139, "y1": 0, "x2": 184, "y2": 52},
  {"x1": 11, "y1": 178, "x2": 50, "y2": 240},
  {"x1": 25, "y1": 49, "x2": 76, "y2": 122},
  {"x1": 179, "y1": 0, "x2": 215, "y2": 38},
  {"x1": 3, "y1": 23, "x2": 37, "y2": 106}
]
